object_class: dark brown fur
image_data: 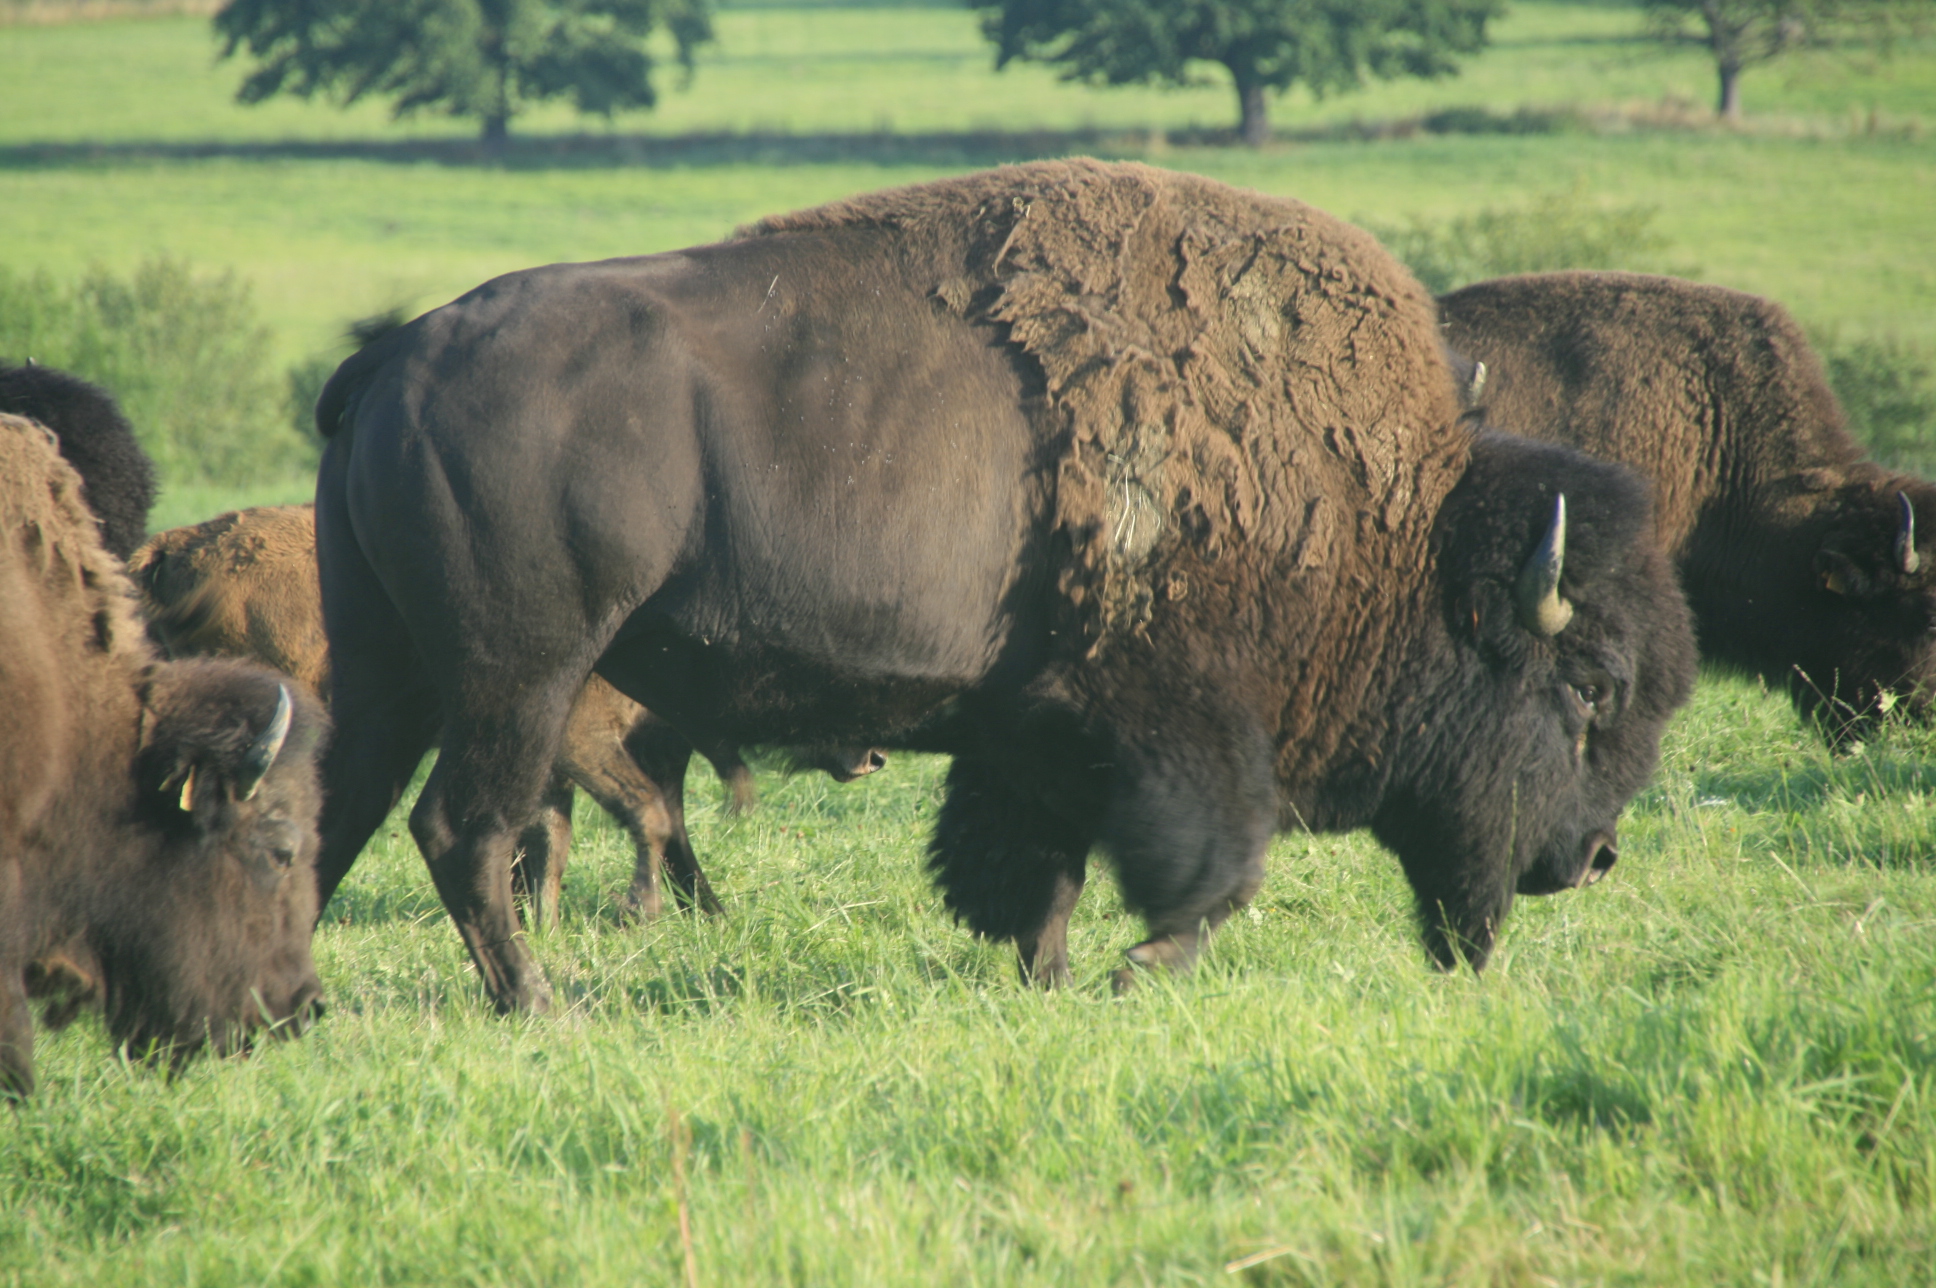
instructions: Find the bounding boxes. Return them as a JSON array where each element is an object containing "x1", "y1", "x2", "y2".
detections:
[
  {"x1": 0, "y1": 415, "x2": 326, "y2": 1095},
  {"x1": 1440, "y1": 271, "x2": 1936, "y2": 737}
]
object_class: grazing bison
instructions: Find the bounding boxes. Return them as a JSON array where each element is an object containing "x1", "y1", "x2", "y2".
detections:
[
  {"x1": 311, "y1": 160, "x2": 1695, "y2": 1010},
  {"x1": 0, "y1": 361, "x2": 156, "y2": 560},
  {"x1": 0, "y1": 414, "x2": 327, "y2": 1096},
  {"x1": 131, "y1": 504, "x2": 884, "y2": 924},
  {"x1": 1439, "y1": 271, "x2": 1936, "y2": 740}
]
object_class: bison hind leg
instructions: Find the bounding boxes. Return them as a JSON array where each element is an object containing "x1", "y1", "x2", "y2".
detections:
[
  {"x1": 510, "y1": 772, "x2": 575, "y2": 932},
  {"x1": 927, "y1": 757, "x2": 1092, "y2": 989}
]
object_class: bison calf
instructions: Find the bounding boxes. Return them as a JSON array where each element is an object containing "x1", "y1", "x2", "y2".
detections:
[
  {"x1": 1441, "y1": 271, "x2": 1936, "y2": 742},
  {"x1": 0, "y1": 415, "x2": 326, "y2": 1096}
]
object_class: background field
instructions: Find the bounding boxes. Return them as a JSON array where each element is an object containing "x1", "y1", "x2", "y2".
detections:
[{"x1": 2, "y1": 3, "x2": 1935, "y2": 1284}]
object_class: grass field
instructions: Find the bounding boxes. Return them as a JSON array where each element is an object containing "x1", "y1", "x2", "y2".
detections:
[{"x1": 3, "y1": 4, "x2": 1936, "y2": 1284}]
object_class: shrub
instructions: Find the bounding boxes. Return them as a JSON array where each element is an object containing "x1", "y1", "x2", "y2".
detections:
[
  {"x1": 0, "y1": 258, "x2": 311, "y2": 486},
  {"x1": 1364, "y1": 184, "x2": 1677, "y2": 295},
  {"x1": 1818, "y1": 333, "x2": 1936, "y2": 476}
]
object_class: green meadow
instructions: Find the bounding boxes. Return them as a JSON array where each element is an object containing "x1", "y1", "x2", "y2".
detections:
[{"x1": 2, "y1": 4, "x2": 1935, "y2": 1284}]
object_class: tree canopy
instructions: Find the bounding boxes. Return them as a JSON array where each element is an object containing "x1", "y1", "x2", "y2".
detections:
[
  {"x1": 214, "y1": 0, "x2": 714, "y2": 145},
  {"x1": 972, "y1": 0, "x2": 1502, "y2": 146}
]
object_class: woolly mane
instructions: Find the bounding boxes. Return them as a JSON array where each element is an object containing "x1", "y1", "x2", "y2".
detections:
[
  {"x1": 743, "y1": 159, "x2": 1471, "y2": 651},
  {"x1": 0, "y1": 412, "x2": 149, "y2": 669}
]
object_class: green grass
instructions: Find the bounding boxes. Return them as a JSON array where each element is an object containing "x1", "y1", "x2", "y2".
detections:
[
  {"x1": 6, "y1": 675, "x2": 1935, "y2": 1285},
  {"x1": 4, "y1": 6, "x2": 1936, "y2": 1283}
]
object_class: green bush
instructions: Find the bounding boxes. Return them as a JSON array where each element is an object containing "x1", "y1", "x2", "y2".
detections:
[
  {"x1": 0, "y1": 257, "x2": 312, "y2": 487},
  {"x1": 1818, "y1": 333, "x2": 1936, "y2": 476},
  {"x1": 1364, "y1": 184, "x2": 1678, "y2": 295}
]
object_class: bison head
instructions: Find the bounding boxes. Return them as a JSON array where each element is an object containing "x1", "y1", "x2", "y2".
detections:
[
  {"x1": 1801, "y1": 476, "x2": 1936, "y2": 742},
  {"x1": 103, "y1": 661, "x2": 328, "y2": 1064},
  {"x1": 1373, "y1": 435, "x2": 1696, "y2": 970}
]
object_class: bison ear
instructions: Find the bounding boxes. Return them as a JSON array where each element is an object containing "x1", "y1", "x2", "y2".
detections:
[{"x1": 1816, "y1": 548, "x2": 1871, "y2": 598}]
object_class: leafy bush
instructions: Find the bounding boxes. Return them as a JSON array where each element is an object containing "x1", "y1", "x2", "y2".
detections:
[
  {"x1": 0, "y1": 258, "x2": 312, "y2": 486},
  {"x1": 1364, "y1": 184, "x2": 1677, "y2": 295},
  {"x1": 1818, "y1": 333, "x2": 1936, "y2": 475}
]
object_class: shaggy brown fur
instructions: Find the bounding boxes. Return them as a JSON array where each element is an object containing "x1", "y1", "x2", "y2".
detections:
[
  {"x1": 747, "y1": 161, "x2": 1473, "y2": 788},
  {"x1": 0, "y1": 416, "x2": 326, "y2": 1095},
  {"x1": 1440, "y1": 271, "x2": 1936, "y2": 736}
]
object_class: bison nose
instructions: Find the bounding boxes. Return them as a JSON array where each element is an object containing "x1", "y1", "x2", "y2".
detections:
[
  {"x1": 1576, "y1": 832, "x2": 1618, "y2": 888},
  {"x1": 862, "y1": 750, "x2": 887, "y2": 774}
]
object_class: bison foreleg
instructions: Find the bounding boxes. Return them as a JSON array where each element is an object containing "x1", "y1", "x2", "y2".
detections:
[
  {"x1": 927, "y1": 757, "x2": 1093, "y2": 989},
  {"x1": 1098, "y1": 717, "x2": 1275, "y2": 993}
]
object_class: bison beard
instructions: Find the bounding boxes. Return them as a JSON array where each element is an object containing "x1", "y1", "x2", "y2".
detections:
[
  {"x1": 1440, "y1": 271, "x2": 1936, "y2": 743},
  {"x1": 0, "y1": 414, "x2": 327, "y2": 1096},
  {"x1": 311, "y1": 161, "x2": 1694, "y2": 1010}
]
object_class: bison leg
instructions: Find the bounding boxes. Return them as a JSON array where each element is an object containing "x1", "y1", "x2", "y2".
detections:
[
  {"x1": 1100, "y1": 719, "x2": 1276, "y2": 993},
  {"x1": 0, "y1": 972, "x2": 32, "y2": 1099},
  {"x1": 312, "y1": 496, "x2": 441, "y2": 914},
  {"x1": 511, "y1": 773, "x2": 575, "y2": 933},
  {"x1": 928, "y1": 757, "x2": 1093, "y2": 989},
  {"x1": 699, "y1": 744, "x2": 759, "y2": 815},
  {"x1": 556, "y1": 682, "x2": 719, "y2": 920},
  {"x1": 406, "y1": 682, "x2": 588, "y2": 1015},
  {"x1": 622, "y1": 720, "x2": 722, "y2": 917}
]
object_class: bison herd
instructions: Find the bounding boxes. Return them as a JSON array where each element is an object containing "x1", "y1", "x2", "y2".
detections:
[{"x1": 2, "y1": 160, "x2": 1928, "y2": 1092}]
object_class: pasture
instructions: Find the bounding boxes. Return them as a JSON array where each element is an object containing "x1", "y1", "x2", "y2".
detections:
[{"x1": 2, "y1": 3, "x2": 1935, "y2": 1284}]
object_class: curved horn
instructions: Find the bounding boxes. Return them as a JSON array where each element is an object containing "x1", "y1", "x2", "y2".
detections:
[
  {"x1": 1897, "y1": 492, "x2": 1920, "y2": 575},
  {"x1": 235, "y1": 685, "x2": 293, "y2": 802},
  {"x1": 1516, "y1": 493, "x2": 1574, "y2": 637}
]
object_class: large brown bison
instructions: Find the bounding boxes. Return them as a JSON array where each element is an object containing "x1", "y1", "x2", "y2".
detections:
[
  {"x1": 1439, "y1": 271, "x2": 1936, "y2": 741},
  {"x1": 0, "y1": 414, "x2": 327, "y2": 1096},
  {"x1": 310, "y1": 160, "x2": 1695, "y2": 1010},
  {"x1": 0, "y1": 360, "x2": 156, "y2": 560},
  {"x1": 130, "y1": 504, "x2": 884, "y2": 924}
]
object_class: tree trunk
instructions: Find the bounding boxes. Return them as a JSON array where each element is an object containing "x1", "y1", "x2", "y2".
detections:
[
  {"x1": 1235, "y1": 77, "x2": 1269, "y2": 147},
  {"x1": 481, "y1": 112, "x2": 510, "y2": 147},
  {"x1": 1715, "y1": 59, "x2": 1743, "y2": 121}
]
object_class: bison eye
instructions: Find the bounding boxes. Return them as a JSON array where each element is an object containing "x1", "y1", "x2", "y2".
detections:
[{"x1": 1566, "y1": 681, "x2": 1605, "y2": 720}]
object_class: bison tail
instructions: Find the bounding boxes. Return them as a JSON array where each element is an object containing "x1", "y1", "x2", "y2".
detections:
[{"x1": 312, "y1": 322, "x2": 405, "y2": 440}]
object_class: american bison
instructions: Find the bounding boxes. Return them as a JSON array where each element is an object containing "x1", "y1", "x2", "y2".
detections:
[
  {"x1": 0, "y1": 360, "x2": 156, "y2": 560},
  {"x1": 130, "y1": 504, "x2": 884, "y2": 924},
  {"x1": 310, "y1": 160, "x2": 1695, "y2": 1010},
  {"x1": 1439, "y1": 271, "x2": 1936, "y2": 741},
  {"x1": 0, "y1": 414, "x2": 327, "y2": 1096}
]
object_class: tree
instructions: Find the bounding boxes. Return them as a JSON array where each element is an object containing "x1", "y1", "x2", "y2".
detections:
[
  {"x1": 973, "y1": 0, "x2": 1502, "y2": 147},
  {"x1": 214, "y1": 0, "x2": 714, "y2": 146},
  {"x1": 1643, "y1": 1, "x2": 1930, "y2": 121}
]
